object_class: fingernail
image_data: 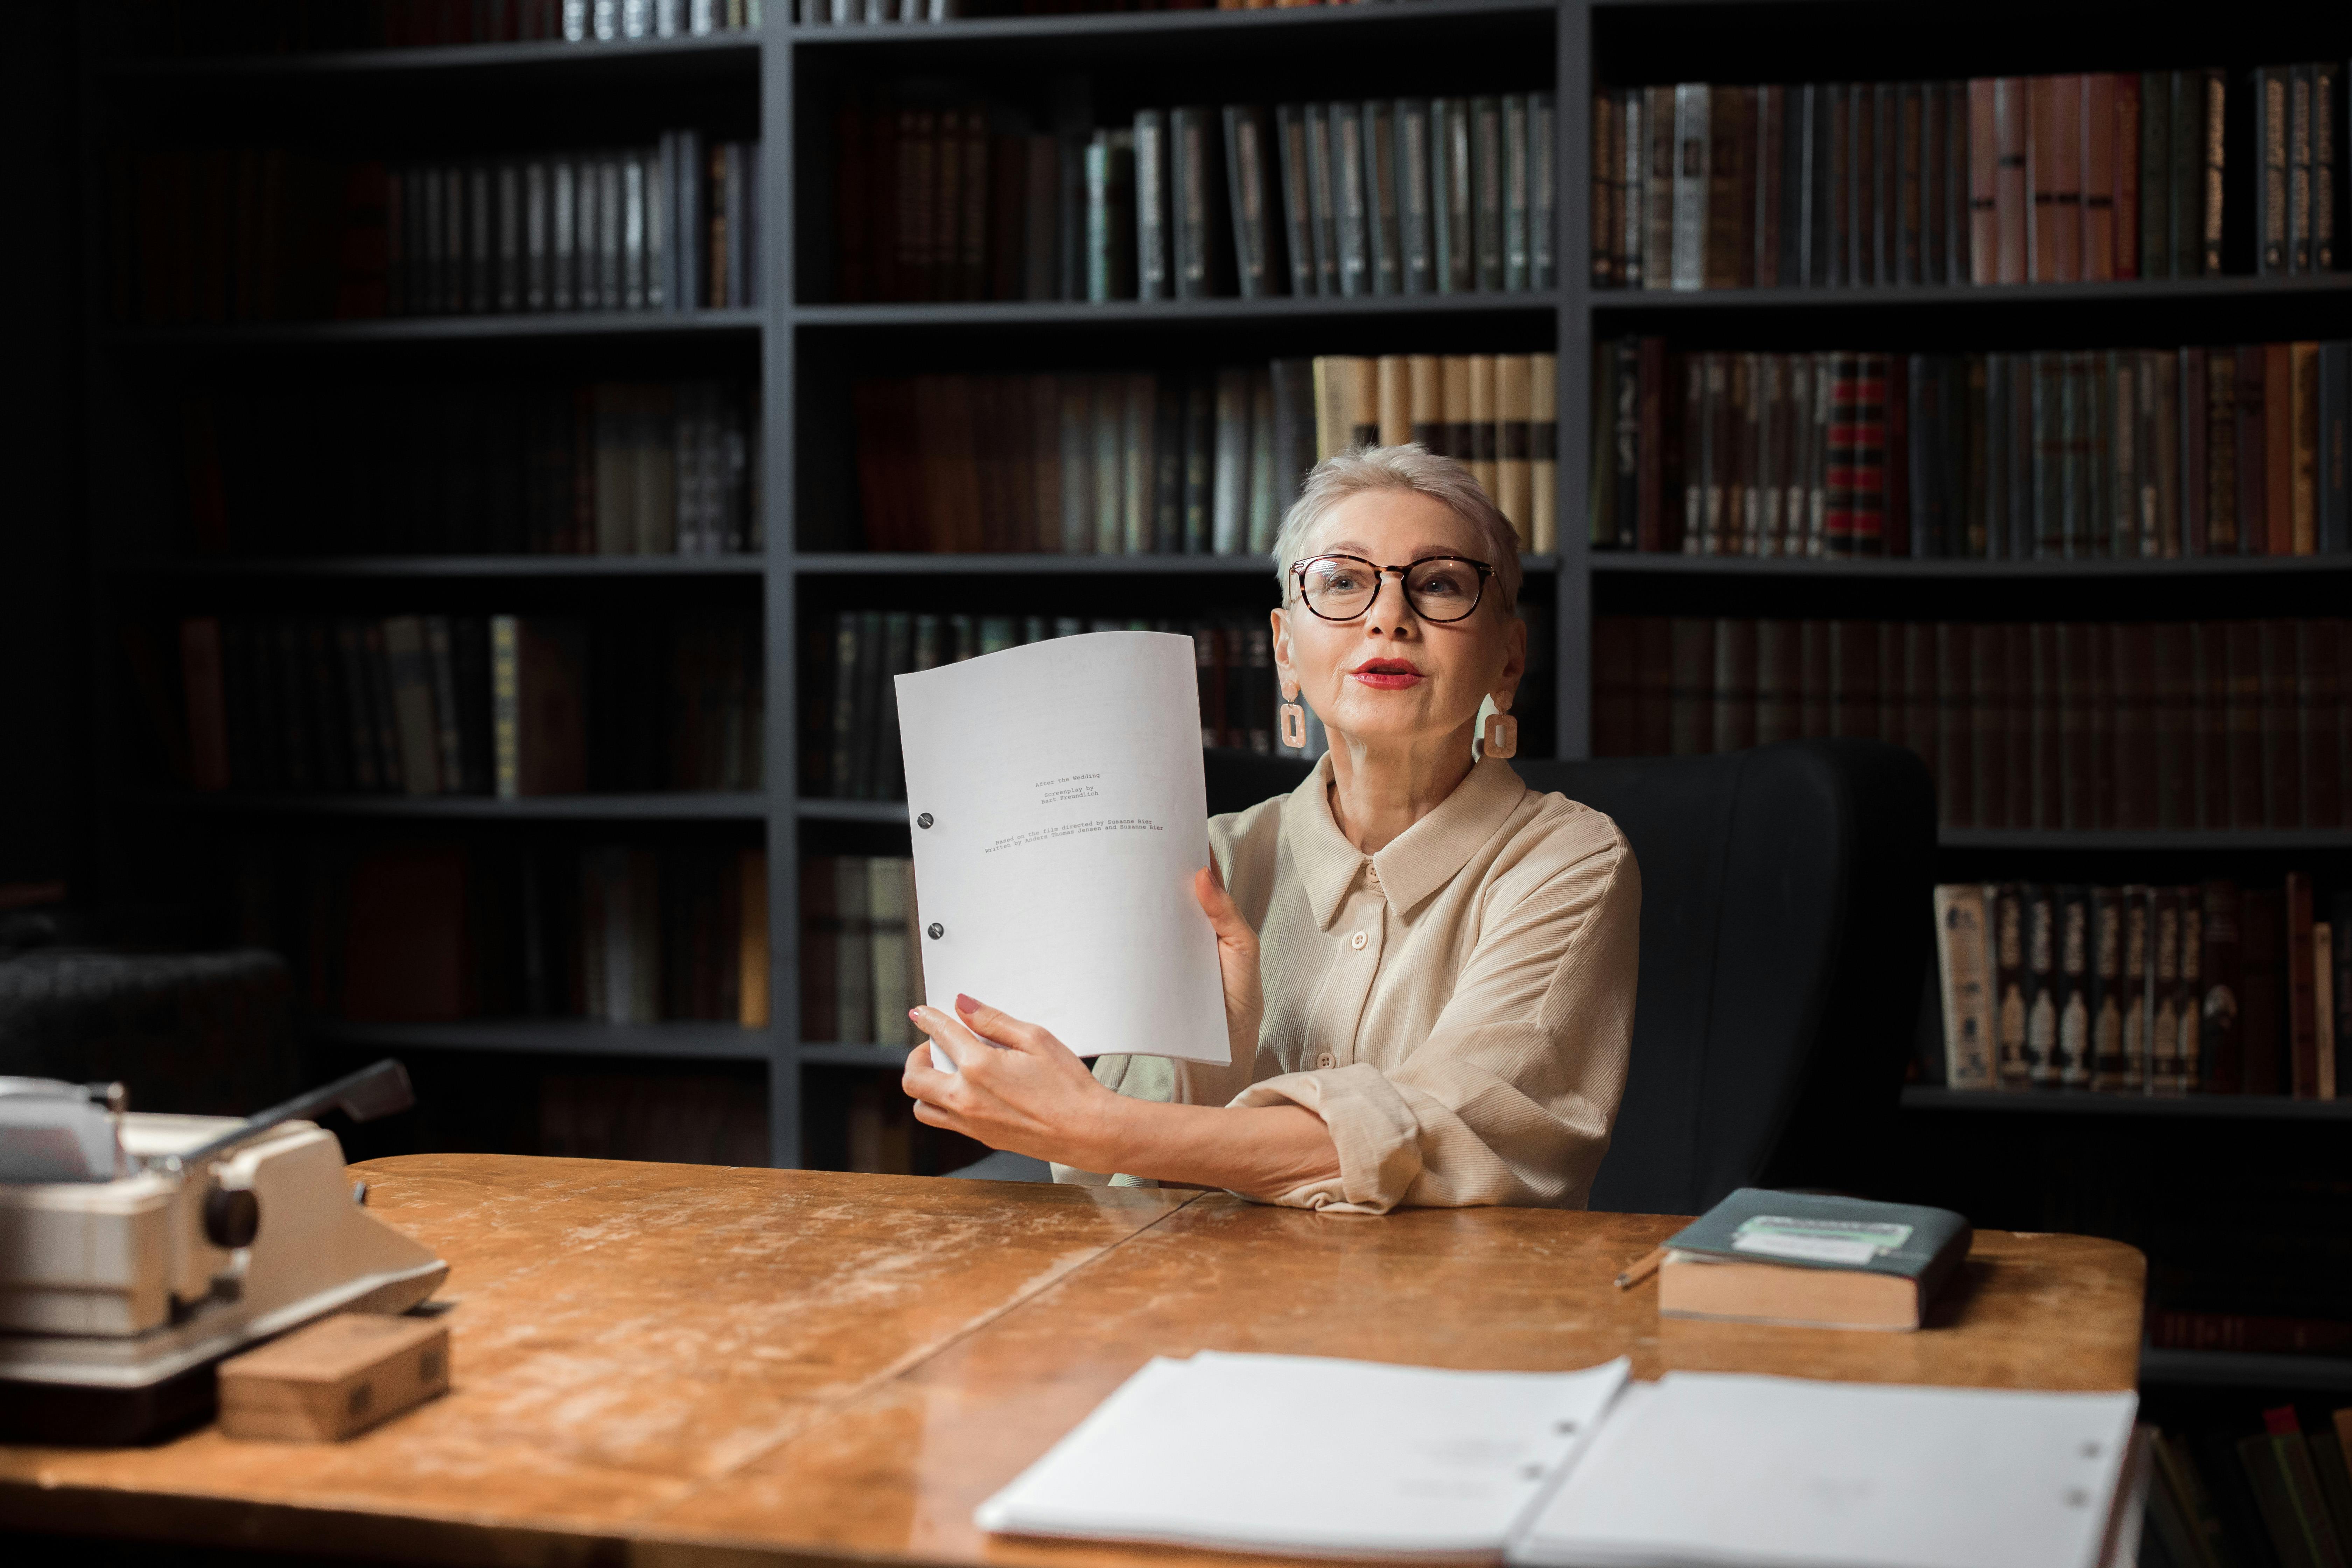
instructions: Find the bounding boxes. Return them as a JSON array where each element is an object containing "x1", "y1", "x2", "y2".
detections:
[
  {"x1": 908, "y1": 1008, "x2": 922, "y2": 1022},
  {"x1": 955, "y1": 993, "x2": 980, "y2": 1014}
]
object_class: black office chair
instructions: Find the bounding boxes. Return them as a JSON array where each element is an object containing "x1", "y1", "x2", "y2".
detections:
[{"x1": 950, "y1": 740, "x2": 1934, "y2": 1213}]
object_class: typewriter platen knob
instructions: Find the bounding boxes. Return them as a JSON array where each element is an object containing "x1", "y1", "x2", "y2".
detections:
[{"x1": 204, "y1": 1185, "x2": 261, "y2": 1250}]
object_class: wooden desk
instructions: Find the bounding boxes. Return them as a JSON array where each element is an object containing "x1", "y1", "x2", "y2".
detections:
[{"x1": 0, "y1": 1155, "x2": 2145, "y2": 1568}]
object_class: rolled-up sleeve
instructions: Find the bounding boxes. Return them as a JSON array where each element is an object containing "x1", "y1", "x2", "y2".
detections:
[{"x1": 1229, "y1": 837, "x2": 1639, "y2": 1214}]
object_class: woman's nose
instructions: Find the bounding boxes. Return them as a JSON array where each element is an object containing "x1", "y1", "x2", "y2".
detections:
[{"x1": 1364, "y1": 573, "x2": 1417, "y2": 632}]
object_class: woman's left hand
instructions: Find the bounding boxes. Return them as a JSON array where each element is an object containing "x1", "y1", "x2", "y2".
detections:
[{"x1": 902, "y1": 995, "x2": 1125, "y2": 1169}]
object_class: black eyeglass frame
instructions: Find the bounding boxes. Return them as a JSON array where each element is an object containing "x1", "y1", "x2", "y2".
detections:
[{"x1": 1286, "y1": 553, "x2": 1498, "y2": 624}]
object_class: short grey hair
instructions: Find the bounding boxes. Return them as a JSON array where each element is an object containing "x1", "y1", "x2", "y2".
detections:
[{"x1": 1272, "y1": 445, "x2": 1522, "y2": 615}]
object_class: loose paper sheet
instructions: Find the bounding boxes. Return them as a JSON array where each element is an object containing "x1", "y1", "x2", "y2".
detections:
[
  {"x1": 977, "y1": 1352, "x2": 1633, "y2": 1557},
  {"x1": 1508, "y1": 1372, "x2": 2138, "y2": 1568},
  {"x1": 895, "y1": 631, "x2": 1228, "y2": 1068}
]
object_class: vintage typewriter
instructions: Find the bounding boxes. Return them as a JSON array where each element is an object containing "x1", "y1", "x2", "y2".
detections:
[{"x1": 0, "y1": 1060, "x2": 446, "y2": 1442}]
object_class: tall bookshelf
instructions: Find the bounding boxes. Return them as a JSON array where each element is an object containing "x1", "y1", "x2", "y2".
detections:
[{"x1": 76, "y1": 0, "x2": 2352, "y2": 1392}]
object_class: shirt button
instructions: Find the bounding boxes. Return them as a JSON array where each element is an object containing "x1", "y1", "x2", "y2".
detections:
[
  {"x1": 1351, "y1": 930, "x2": 1367, "y2": 950},
  {"x1": 1317, "y1": 1052, "x2": 1336, "y2": 1069},
  {"x1": 1367, "y1": 865, "x2": 1381, "y2": 884}
]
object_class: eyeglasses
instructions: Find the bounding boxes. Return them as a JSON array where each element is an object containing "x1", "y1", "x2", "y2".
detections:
[{"x1": 1288, "y1": 554, "x2": 1496, "y2": 624}]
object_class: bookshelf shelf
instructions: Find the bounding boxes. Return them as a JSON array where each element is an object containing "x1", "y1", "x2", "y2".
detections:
[
  {"x1": 1938, "y1": 829, "x2": 2352, "y2": 853},
  {"x1": 798, "y1": 1042, "x2": 917, "y2": 1066},
  {"x1": 307, "y1": 1018, "x2": 774, "y2": 1062},
  {"x1": 98, "y1": 32, "x2": 761, "y2": 82},
  {"x1": 2138, "y1": 1348, "x2": 2352, "y2": 1392},
  {"x1": 1899, "y1": 1087, "x2": 2352, "y2": 1122},
  {"x1": 793, "y1": 294, "x2": 1561, "y2": 329},
  {"x1": 1588, "y1": 272, "x2": 2352, "y2": 314},
  {"x1": 103, "y1": 310, "x2": 763, "y2": 349},
  {"x1": 128, "y1": 790, "x2": 772, "y2": 821},
  {"x1": 788, "y1": 0, "x2": 1555, "y2": 48},
  {"x1": 797, "y1": 798, "x2": 911, "y2": 825},
  {"x1": 1590, "y1": 553, "x2": 2352, "y2": 579},
  {"x1": 113, "y1": 554, "x2": 767, "y2": 579},
  {"x1": 790, "y1": 552, "x2": 1558, "y2": 575}
]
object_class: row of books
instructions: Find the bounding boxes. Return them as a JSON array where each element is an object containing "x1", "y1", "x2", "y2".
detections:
[
  {"x1": 831, "y1": 95, "x2": 1554, "y2": 304},
  {"x1": 2142, "y1": 1410, "x2": 2352, "y2": 1568},
  {"x1": 1592, "y1": 617, "x2": 2352, "y2": 832},
  {"x1": 847, "y1": 352, "x2": 1556, "y2": 554},
  {"x1": 170, "y1": 614, "x2": 762, "y2": 797},
  {"x1": 1930, "y1": 877, "x2": 2348, "y2": 1098},
  {"x1": 110, "y1": 0, "x2": 765, "y2": 53},
  {"x1": 1590, "y1": 339, "x2": 2352, "y2": 559},
  {"x1": 181, "y1": 382, "x2": 759, "y2": 557},
  {"x1": 800, "y1": 855, "x2": 921, "y2": 1046},
  {"x1": 578, "y1": 844, "x2": 768, "y2": 1023},
  {"x1": 802, "y1": 611, "x2": 1324, "y2": 801},
  {"x1": 107, "y1": 137, "x2": 758, "y2": 324},
  {"x1": 317, "y1": 840, "x2": 769, "y2": 1025},
  {"x1": 803, "y1": 0, "x2": 1392, "y2": 20},
  {"x1": 383, "y1": 136, "x2": 759, "y2": 316},
  {"x1": 1593, "y1": 69, "x2": 2343, "y2": 291},
  {"x1": 539, "y1": 1068, "x2": 770, "y2": 1171}
]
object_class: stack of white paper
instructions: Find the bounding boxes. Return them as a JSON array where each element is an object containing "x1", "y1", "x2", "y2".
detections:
[
  {"x1": 975, "y1": 1351, "x2": 1633, "y2": 1557},
  {"x1": 1508, "y1": 1372, "x2": 2140, "y2": 1568}
]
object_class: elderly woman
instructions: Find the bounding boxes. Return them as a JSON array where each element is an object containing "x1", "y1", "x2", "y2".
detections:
[{"x1": 899, "y1": 446, "x2": 1640, "y2": 1213}]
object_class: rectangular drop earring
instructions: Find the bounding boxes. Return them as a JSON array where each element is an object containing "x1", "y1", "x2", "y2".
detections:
[
  {"x1": 1482, "y1": 701, "x2": 1518, "y2": 760},
  {"x1": 1280, "y1": 694, "x2": 1308, "y2": 750}
]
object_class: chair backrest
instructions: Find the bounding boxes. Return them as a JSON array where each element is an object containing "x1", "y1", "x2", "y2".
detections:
[{"x1": 1202, "y1": 740, "x2": 1935, "y2": 1215}]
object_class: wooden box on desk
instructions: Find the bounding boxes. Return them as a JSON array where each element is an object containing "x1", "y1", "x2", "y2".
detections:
[{"x1": 216, "y1": 1313, "x2": 450, "y2": 1441}]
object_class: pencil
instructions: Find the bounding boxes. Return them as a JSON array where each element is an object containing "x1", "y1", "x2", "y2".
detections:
[{"x1": 1614, "y1": 1246, "x2": 1666, "y2": 1290}]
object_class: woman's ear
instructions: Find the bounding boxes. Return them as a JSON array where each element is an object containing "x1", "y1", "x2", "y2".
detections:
[
  {"x1": 1269, "y1": 606, "x2": 1298, "y2": 698},
  {"x1": 1499, "y1": 611, "x2": 1528, "y2": 697}
]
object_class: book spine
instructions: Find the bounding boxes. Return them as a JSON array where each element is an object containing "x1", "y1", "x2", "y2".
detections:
[
  {"x1": 1704, "y1": 85, "x2": 1749, "y2": 289},
  {"x1": 1436, "y1": 100, "x2": 1473, "y2": 296},
  {"x1": 1220, "y1": 108, "x2": 1271, "y2": 301},
  {"x1": 2318, "y1": 64, "x2": 2341, "y2": 272},
  {"x1": 1363, "y1": 101, "x2": 1400, "y2": 296},
  {"x1": 2288, "y1": 872, "x2": 2318, "y2": 1096},
  {"x1": 1172, "y1": 106, "x2": 1217, "y2": 301},
  {"x1": 1134, "y1": 109, "x2": 1169, "y2": 301},
  {"x1": 1333, "y1": 101, "x2": 1371, "y2": 297},
  {"x1": 2200, "y1": 70, "x2": 2227, "y2": 276},
  {"x1": 1503, "y1": 94, "x2": 1531, "y2": 292},
  {"x1": 2258, "y1": 66, "x2": 2290, "y2": 275},
  {"x1": 1645, "y1": 85, "x2": 1679, "y2": 292},
  {"x1": 1936, "y1": 883, "x2": 1997, "y2": 1088},
  {"x1": 1471, "y1": 96, "x2": 1504, "y2": 292},
  {"x1": 1394, "y1": 100, "x2": 1433, "y2": 296},
  {"x1": 1616, "y1": 90, "x2": 1640, "y2": 289},
  {"x1": 1671, "y1": 84, "x2": 1709, "y2": 291},
  {"x1": 1590, "y1": 89, "x2": 1618, "y2": 288},
  {"x1": 2082, "y1": 74, "x2": 2117, "y2": 282},
  {"x1": 1991, "y1": 78, "x2": 2026, "y2": 284},
  {"x1": 1279, "y1": 105, "x2": 1322, "y2": 298},
  {"x1": 1532, "y1": 92, "x2": 1557, "y2": 290}
]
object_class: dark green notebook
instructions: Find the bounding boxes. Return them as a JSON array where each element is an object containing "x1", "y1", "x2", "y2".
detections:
[{"x1": 1664, "y1": 1188, "x2": 1973, "y2": 1301}]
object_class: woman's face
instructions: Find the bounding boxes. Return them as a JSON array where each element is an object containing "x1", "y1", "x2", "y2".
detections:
[{"x1": 1272, "y1": 488, "x2": 1525, "y2": 752}]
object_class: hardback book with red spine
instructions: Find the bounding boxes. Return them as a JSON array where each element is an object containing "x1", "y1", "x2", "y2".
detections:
[
  {"x1": 2152, "y1": 623, "x2": 2194, "y2": 829},
  {"x1": 2081, "y1": 74, "x2": 2117, "y2": 281},
  {"x1": 2264, "y1": 342, "x2": 2295, "y2": 555}
]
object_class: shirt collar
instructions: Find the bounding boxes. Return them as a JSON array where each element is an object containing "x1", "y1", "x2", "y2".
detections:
[{"x1": 1280, "y1": 753, "x2": 1531, "y2": 929}]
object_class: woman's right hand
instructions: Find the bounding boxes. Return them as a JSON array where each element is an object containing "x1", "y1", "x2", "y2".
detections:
[{"x1": 1195, "y1": 864, "x2": 1263, "y2": 1072}]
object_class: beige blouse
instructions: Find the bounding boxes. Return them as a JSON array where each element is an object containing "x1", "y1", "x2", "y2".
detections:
[{"x1": 1055, "y1": 753, "x2": 1640, "y2": 1214}]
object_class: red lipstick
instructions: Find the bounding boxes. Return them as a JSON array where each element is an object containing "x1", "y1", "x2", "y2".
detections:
[{"x1": 1349, "y1": 658, "x2": 1425, "y2": 691}]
